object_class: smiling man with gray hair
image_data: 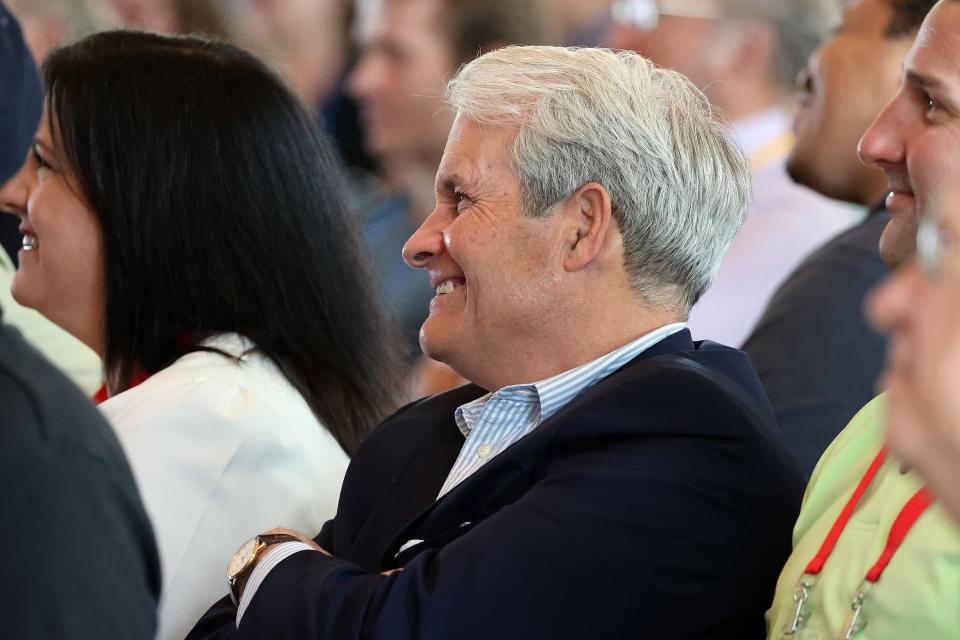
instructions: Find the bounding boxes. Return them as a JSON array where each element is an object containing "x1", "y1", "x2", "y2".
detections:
[{"x1": 190, "y1": 46, "x2": 804, "y2": 640}]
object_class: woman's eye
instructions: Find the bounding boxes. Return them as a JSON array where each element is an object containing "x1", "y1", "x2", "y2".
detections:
[{"x1": 32, "y1": 148, "x2": 51, "y2": 170}]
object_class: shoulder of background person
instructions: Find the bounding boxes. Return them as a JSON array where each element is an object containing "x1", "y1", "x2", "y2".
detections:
[{"x1": 0, "y1": 317, "x2": 161, "y2": 638}]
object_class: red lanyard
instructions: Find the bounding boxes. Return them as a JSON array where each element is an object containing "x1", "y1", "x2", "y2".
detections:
[
  {"x1": 784, "y1": 446, "x2": 934, "y2": 638},
  {"x1": 803, "y1": 446, "x2": 933, "y2": 582}
]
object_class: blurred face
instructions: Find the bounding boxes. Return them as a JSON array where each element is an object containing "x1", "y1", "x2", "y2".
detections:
[
  {"x1": 788, "y1": 0, "x2": 913, "y2": 206},
  {"x1": 868, "y1": 183, "x2": 960, "y2": 496},
  {"x1": 103, "y1": 0, "x2": 178, "y2": 32},
  {"x1": 401, "y1": 115, "x2": 566, "y2": 385},
  {"x1": 858, "y1": 0, "x2": 960, "y2": 268},
  {"x1": 348, "y1": 0, "x2": 457, "y2": 163},
  {"x1": 237, "y1": 0, "x2": 348, "y2": 103},
  {"x1": 0, "y1": 115, "x2": 106, "y2": 354},
  {"x1": 604, "y1": 11, "x2": 718, "y2": 89}
]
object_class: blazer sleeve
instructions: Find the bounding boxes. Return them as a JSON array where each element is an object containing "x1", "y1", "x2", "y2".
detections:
[{"x1": 189, "y1": 401, "x2": 795, "y2": 640}]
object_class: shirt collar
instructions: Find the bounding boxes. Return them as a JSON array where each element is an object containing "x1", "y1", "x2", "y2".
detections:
[{"x1": 453, "y1": 322, "x2": 688, "y2": 437}]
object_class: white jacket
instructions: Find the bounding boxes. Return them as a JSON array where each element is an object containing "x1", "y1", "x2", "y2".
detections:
[{"x1": 100, "y1": 334, "x2": 349, "y2": 640}]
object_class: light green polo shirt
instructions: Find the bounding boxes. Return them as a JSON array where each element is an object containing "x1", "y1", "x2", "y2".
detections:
[
  {"x1": 767, "y1": 394, "x2": 960, "y2": 639},
  {"x1": 0, "y1": 247, "x2": 102, "y2": 394}
]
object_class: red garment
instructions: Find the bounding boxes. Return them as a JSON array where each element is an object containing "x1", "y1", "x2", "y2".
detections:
[{"x1": 92, "y1": 371, "x2": 152, "y2": 405}]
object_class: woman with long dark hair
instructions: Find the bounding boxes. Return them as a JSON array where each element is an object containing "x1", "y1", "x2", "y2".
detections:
[{"x1": 0, "y1": 30, "x2": 407, "y2": 639}]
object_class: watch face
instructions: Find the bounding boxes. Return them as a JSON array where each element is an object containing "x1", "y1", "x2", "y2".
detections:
[{"x1": 227, "y1": 537, "x2": 260, "y2": 579}]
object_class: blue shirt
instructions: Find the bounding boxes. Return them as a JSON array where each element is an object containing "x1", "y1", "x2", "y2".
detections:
[{"x1": 437, "y1": 322, "x2": 688, "y2": 497}]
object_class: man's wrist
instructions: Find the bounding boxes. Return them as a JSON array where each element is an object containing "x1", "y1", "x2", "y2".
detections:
[
  {"x1": 228, "y1": 533, "x2": 301, "y2": 606},
  {"x1": 236, "y1": 542, "x2": 316, "y2": 624}
]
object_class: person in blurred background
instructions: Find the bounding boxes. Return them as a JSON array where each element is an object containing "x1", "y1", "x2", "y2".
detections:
[
  {"x1": 0, "y1": 4, "x2": 159, "y2": 636},
  {"x1": 6, "y1": 0, "x2": 113, "y2": 63},
  {"x1": 540, "y1": 0, "x2": 608, "y2": 45},
  {"x1": 869, "y1": 181, "x2": 960, "y2": 527},
  {"x1": 102, "y1": 0, "x2": 230, "y2": 38},
  {"x1": 228, "y1": 0, "x2": 375, "y2": 171},
  {"x1": 0, "y1": 30, "x2": 407, "y2": 640},
  {"x1": 742, "y1": 0, "x2": 937, "y2": 478},
  {"x1": 347, "y1": 0, "x2": 559, "y2": 368},
  {"x1": 606, "y1": 0, "x2": 858, "y2": 347},
  {"x1": 766, "y1": 1, "x2": 960, "y2": 636}
]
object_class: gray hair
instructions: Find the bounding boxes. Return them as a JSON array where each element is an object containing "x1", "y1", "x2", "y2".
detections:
[
  {"x1": 723, "y1": 0, "x2": 840, "y2": 91},
  {"x1": 446, "y1": 45, "x2": 751, "y2": 312}
]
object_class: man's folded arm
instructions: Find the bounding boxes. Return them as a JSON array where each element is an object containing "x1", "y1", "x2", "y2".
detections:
[{"x1": 189, "y1": 432, "x2": 782, "y2": 640}]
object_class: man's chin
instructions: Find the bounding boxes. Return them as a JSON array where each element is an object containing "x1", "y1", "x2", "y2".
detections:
[
  {"x1": 785, "y1": 150, "x2": 822, "y2": 194},
  {"x1": 879, "y1": 217, "x2": 919, "y2": 270},
  {"x1": 418, "y1": 331, "x2": 449, "y2": 365}
]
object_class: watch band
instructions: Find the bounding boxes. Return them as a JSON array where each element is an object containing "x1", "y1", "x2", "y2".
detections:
[{"x1": 229, "y1": 533, "x2": 300, "y2": 605}]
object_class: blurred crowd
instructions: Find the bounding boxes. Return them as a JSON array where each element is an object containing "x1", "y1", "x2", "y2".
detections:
[{"x1": 4, "y1": 0, "x2": 960, "y2": 638}]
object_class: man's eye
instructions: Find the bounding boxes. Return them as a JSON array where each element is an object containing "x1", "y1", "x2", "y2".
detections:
[
  {"x1": 924, "y1": 93, "x2": 944, "y2": 119},
  {"x1": 454, "y1": 191, "x2": 470, "y2": 209}
]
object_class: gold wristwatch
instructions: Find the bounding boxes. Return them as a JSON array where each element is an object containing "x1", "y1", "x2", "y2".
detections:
[{"x1": 227, "y1": 533, "x2": 300, "y2": 605}]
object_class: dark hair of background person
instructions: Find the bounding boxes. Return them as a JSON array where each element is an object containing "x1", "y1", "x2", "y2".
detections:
[
  {"x1": 438, "y1": 0, "x2": 560, "y2": 65},
  {"x1": 886, "y1": 0, "x2": 945, "y2": 35},
  {"x1": 41, "y1": 31, "x2": 408, "y2": 454}
]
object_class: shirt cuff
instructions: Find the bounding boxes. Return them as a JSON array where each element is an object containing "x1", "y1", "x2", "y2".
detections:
[{"x1": 236, "y1": 541, "x2": 315, "y2": 626}]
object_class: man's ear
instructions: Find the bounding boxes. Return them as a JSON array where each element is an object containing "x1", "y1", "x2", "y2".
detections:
[{"x1": 562, "y1": 181, "x2": 614, "y2": 273}]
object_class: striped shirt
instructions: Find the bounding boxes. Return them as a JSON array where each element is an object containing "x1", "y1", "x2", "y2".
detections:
[{"x1": 436, "y1": 322, "x2": 688, "y2": 498}]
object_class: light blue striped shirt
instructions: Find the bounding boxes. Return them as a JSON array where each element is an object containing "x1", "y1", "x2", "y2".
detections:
[{"x1": 436, "y1": 322, "x2": 688, "y2": 498}]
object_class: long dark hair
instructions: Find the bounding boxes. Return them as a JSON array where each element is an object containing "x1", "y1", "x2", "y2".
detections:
[{"x1": 42, "y1": 30, "x2": 407, "y2": 454}]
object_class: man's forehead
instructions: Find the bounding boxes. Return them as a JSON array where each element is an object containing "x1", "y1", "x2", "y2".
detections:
[
  {"x1": 353, "y1": 0, "x2": 384, "y2": 42},
  {"x1": 906, "y1": 2, "x2": 960, "y2": 83}
]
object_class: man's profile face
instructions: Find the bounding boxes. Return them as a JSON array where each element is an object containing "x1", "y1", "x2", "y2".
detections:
[
  {"x1": 788, "y1": 0, "x2": 912, "y2": 206},
  {"x1": 859, "y1": 0, "x2": 960, "y2": 268},
  {"x1": 348, "y1": 0, "x2": 458, "y2": 162},
  {"x1": 401, "y1": 115, "x2": 566, "y2": 384}
]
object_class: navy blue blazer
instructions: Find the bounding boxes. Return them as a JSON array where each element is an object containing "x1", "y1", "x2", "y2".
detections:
[{"x1": 189, "y1": 330, "x2": 803, "y2": 639}]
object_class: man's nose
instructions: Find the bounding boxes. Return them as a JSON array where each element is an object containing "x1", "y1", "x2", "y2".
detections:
[
  {"x1": 859, "y1": 93, "x2": 909, "y2": 171},
  {"x1": 402, "y1": 208, "x2": 447, "y2": 269},
  {"x1": 346, "y1": 51, "x2": 378, "y2": 101}
]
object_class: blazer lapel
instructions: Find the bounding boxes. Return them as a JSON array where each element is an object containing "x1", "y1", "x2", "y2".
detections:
[
  {"x1": 344, "y1": 384, "x2": 483, "y2": 566},
  {"x1": 382, "y1": 330, "x2": 696, "y2": 565}
]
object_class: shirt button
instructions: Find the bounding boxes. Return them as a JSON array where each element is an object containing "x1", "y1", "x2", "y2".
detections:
[{"x1": 477, "y1": 444, "x2": 493, "y2": 458}]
